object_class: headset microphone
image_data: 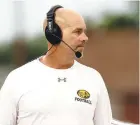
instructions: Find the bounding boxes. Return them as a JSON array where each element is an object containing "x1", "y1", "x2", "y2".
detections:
[
  {"x1": 75, "y1": 51, "x2": 82, "y2": 58},
  {"x1": 51, "y1": 33, "x2": 82, "y2": 58}
]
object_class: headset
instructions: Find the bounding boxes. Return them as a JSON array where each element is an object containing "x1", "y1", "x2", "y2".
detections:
[{"x1": 44, "y1": 5, "x2": 82, "y2": 58}]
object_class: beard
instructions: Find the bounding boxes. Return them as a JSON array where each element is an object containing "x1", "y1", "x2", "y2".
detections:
[{"x1": 76, "y1": 46, "x2": 84, "y2": 52}]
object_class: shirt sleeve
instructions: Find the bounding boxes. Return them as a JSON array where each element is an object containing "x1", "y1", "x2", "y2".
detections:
[
  {"x1": 0, "y1": 72, "x2": 17, "y2": 125},
  {"x1": 93, "y1": 74, "x2": 112, "y2": 125}
]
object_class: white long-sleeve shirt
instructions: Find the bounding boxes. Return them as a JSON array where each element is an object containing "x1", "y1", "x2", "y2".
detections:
[{"x1": 0, "y1": 58, "x2": 112, "y2": 125}]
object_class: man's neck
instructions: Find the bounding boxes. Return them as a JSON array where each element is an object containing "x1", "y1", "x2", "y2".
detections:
[{"x1": 40, "y1": 54, "x2": 74, "y2": 69}]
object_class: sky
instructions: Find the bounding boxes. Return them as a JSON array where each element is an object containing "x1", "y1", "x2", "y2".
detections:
[{"x1": 0, "y1": 0, "x2": 132, "y2": 42}]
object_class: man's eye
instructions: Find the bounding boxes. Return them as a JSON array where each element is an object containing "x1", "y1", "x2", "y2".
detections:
[{"x1": 75, "y1": 30, "x2": 81, "y2": 34}]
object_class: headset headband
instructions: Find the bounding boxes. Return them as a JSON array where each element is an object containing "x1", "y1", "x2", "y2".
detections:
[{"x1": 47, "y1": 5, "x2": 63, "y2": 21}]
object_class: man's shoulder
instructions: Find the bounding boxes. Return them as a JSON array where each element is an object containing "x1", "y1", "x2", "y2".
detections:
[
  {"x1": 75, "y1": 61, "x2": 104, "y2": 87},
  {"x1": 8, "y1": 59, "x2": 38, "y2": 78},
  {"x1": 75, "y1": 60, "x2": 101, "y2": 75}
]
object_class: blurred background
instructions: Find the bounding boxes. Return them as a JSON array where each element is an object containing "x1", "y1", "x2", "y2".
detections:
[{"x1": 0, "y1": 0, "x2": 139, "y2": 124}]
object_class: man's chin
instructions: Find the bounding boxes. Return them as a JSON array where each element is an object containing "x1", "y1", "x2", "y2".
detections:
[
  {"x1": 80, "y1": 52, "x2": 84, "y2": 58},
  {"x1": 76, "y1": 47, "x2": 84, "y2": 52}
]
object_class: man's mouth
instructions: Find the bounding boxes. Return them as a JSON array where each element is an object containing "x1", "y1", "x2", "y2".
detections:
[
  {"x1": 78, "y1": 44, "x2": 85, "y2": 47},
  {"x1": 78, "y1": 45, "x2": 85, "y2": 48}
]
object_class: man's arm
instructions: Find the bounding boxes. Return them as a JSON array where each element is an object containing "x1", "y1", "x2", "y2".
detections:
[
  {"x1": 93, "y1": 74, "x2": 112, "y2": 125},
  {"x1": 0, "y1": 72, "x2": 17, "y2": 125}
]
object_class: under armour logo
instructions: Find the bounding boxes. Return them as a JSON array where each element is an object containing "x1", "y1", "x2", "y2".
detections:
[{"x1": 58, "y1": 77, "x2": 67, "y2": 82}]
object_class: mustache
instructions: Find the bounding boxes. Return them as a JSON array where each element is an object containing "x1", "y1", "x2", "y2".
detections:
[
  {"x1": 75, "y1": 41, "x2": 86, "y2": 50},
  {"x1": 77, "y1": 43, "x2": 86, "y2": 47},
  {"x1": 78, "y1": 45, "x2": 84, "y2": 47}
]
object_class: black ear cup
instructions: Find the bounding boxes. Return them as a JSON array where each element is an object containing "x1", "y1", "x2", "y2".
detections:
[
  {"x1": 45, "y1": 23, "x2": 62, "y2": 45},
  {"x1": 45, "y1": 5, "x2": 63, "y2": 45}
]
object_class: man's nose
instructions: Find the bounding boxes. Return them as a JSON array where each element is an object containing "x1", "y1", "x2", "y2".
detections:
[{"x1": 81, "y1": 33, "x2": 88, "y2": 42}]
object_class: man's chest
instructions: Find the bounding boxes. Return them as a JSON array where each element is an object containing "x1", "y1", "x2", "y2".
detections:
[{"x1": 18, "y1": 74, "x2": 99, "y2": 118}]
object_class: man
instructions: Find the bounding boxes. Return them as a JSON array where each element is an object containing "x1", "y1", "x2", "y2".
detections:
[{"x1": 0, "y1": 5, "x2": 112, "y2": 125}]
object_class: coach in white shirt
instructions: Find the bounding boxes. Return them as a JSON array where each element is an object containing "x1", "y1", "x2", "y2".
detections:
[{"x1": 0, "y1": 5, "x2": 112, "y2": 125}]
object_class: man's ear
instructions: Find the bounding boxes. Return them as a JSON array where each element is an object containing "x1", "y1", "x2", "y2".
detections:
[{"x1": 43, "y1": 18, "x2": 47, "y2": 32}]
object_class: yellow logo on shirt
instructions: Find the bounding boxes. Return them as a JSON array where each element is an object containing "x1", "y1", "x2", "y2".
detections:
[{"x1": 77, "y1": 90, "x2": 90, "y2": 99}]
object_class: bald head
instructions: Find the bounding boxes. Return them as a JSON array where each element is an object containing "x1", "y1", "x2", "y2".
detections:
[{"x1": 43, "y1": 8, "x2": 86, "y2": 32}]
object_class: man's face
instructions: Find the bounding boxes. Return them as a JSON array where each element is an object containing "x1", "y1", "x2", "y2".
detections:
[{"x1": 62, "y1": 16, "x2": 88, "y2": 56}]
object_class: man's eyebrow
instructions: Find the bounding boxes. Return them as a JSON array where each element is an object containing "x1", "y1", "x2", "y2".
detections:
[
  {"x1": 74, "y1": 28, "x2": 87, "y2": 31},
  {"x1": 73, "y1": 28, "x2": 87, "y2": 33}
]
